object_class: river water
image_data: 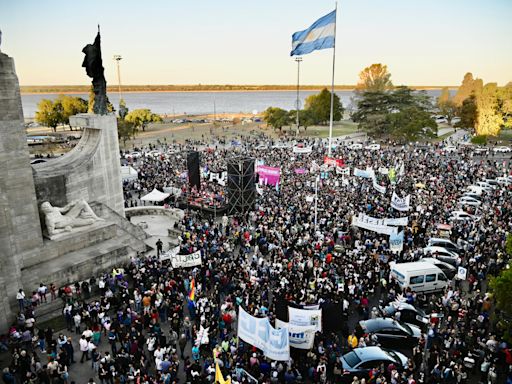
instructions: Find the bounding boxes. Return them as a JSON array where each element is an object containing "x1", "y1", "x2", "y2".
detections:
[{"x1": 21, "y1": 89, "x2": 447, "y2": 118}]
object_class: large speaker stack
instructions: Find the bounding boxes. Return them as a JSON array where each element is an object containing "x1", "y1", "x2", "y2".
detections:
[
  {"x1": 187, "y1": 151, "x2": 201, "y2": 191},
  {"x1": 227, "y1": 156, "x2": 256, "y2": 215}
]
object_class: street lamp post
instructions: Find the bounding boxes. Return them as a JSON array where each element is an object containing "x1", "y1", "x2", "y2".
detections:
[
  {"x1": 295, "y1": 57, "x2": 302, "y2": 136},
  {"x1": 113, "y1": 55, "x2": 123, "y2": 104}
]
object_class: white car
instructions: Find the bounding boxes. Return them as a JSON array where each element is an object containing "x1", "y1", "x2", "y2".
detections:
[
  {"x1": 462, "y1": 192, "x2": 482, "y2": 201},
  {"x1": 466, "y1": 185, "x2": 485, "y2": 195},
  {"x1": 422, "y1": 247, "x2": 460, "y2": 266},
  {"x1": 496, "y1": 176, "x2": 511, "y2": 186},
  {"x1": 365, "y1": 144, "x2": 381, "y2": 151},
  {"x1": 124, "y1": 151, "x2": 141, "y2": 160},
  {"x1": 145, "y1": 150, "x2": 162, "y2": 158},
  {"x1": 450, "y1": 210, "x2": 481, "y2": 222},
  {"x1": 348, "y1": 143, "x2": 363, "y2": 150},
  {"x1": 458, "y1": 196, "x2": 482, "y2": 207},
  {"x1": 473, "y1": 147, "x2": 489, "y2": 154},
  {"x1": 442, "y1": 146, "x2": 457, "y2": 153},
  {"x1": 475, "y1": 181, "x2": 494, "y2": 191},
  {"x1": 493, "y1": 146, "x2": 511, "y2": 153}
]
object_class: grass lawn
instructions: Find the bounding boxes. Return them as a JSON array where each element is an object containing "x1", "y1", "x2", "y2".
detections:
[
  {"x1": 497, "y1": 129, "x2": 512, "y2": 143},
  {"x1": 278, "y1": 120, "x2": 360, "y2": 138}
]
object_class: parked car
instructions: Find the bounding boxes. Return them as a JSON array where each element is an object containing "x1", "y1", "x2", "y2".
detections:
[
  {"x1": 473, "y1": 147, "x2": 489, "y2": 154},
  {"x1": 124, "y1": 151, "x2": 141, "y2": 160},
  {"x1": 496, "y1": 176, "x2": 511, "y2": 186},
  {"x1": 458, "y1": 196, "x2": 482, "y2": 207},
  {"x1": 493, "y1": 146, "x2": 511, "y2": 153},
  {"x1": 340, "y1": 347, "x2": 407, "y2": 382},
  {"x1": 442, "y1": 145, "x2": 457, "y2": 153},
  {"x1": 390, "y1": 261, "x2": 450, "y2": 293},
  {"x1": 348, "y1": 143, "x2": 363, "y2": 150},
  {"x1": 427, "y1": 238, "x2": 461, "y2": 253},
  {"x1": 450, "y1": 210, "x2": 481, "y2": 222},
  {"x1": 380, "y1": 301, "x2": 430, "y2": 329},
  {"x1": 466, "y1": 185, "x2": 485, "y2": 195},
  {"x1": 357, "y1": 318, "x2": 422, "y2": 347},
  {"x1": 365, "y1": 144, "x2": 381, "y2": 151},
  {"x1": 462, "y1": 192, "x2": 483, "y2": 201},
  {"x1": 475, "y1": 181, "x2": 494, "y2": 190},
  {"x1": 422, "y1": 246, "x2": 460, "y2": 266},
  {"x1": 420, "y1": 257, "x2": 457, "y2": 279}
]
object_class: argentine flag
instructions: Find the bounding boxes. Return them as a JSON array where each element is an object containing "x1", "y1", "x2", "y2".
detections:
[{"x1": 291, "y1": 10, "x2": 336, "y2": 56}]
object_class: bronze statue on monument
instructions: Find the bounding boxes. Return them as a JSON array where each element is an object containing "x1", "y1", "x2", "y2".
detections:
[{"x1": 82, "y1": 25, "x2": 108, "y2": 115}]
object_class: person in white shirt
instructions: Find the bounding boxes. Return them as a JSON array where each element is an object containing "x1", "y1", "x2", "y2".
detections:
[
  {"x1": 79, "y1": 335, "x2": 90, "y2": 363},
  {"x1": 16, "y1": 289, "x2": 25, "y2": 311}
]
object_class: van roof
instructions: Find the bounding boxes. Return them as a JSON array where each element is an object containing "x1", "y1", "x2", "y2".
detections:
[{"x1": 391, "y1": 261, "x2": 442, "y2": 272}]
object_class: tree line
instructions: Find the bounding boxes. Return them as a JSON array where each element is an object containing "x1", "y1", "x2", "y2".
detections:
[{"x1": 34, "y1": 87, "x2": 161, "y2": 146}]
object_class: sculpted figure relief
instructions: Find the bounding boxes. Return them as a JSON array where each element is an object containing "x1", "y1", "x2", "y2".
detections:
[{"x1": 40, "y1": 199, "x2": 104, "y2": 236}]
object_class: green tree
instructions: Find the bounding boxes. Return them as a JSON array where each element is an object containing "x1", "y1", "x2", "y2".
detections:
[
  {"x1": 387, "y1": 107, "x2": 437, "y2": 141},
  {"x1": 125, "y1": 108, "x2": 162, "y2": 132},
  {"x1": 452, "y1": 72, "x2": 483, "y2": 107},
  {"x1": 263, "y1": 107, "x2": 291, "y2": 131},
  {"x1": 117, "y1": 118, "x2": 137, "y2": 147},
  {"x1": 57, "y1": 95, "x2": 88, "y2": 130},
  {"x1": 497, "y1": 84, "x2": 512, "y2": 129},
  {"x1": 298, "y1": 109, "x2": 316, "y2": 131},
  {"x1": 304, "y1": 88, "x2": 344, "y2": 125},
  {"x1": 355, "y1": 63, "x2": 393, "y2": 92},
  {"x1": 455, "y1": 94, "x2": 477, "y2": 130},
  {"x1": 476, "y1": 83, "x2": 503, "y2": 136},
  {"x1": 351, "y1": 91, "x2": 391, "y2": 135},
  {"x1": 35, "y1": 98, "x2": 63, "y2": 132},
  {"x1": 489, "y1": 261, "x2": 512, "y2": 341},
  {"x1": 437, "y1": 87, "x2": 458, "y2": 125}
]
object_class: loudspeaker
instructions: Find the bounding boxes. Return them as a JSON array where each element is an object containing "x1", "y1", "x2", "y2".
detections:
[
  {"x1": 227, "y1": 157, "x2": 256, "y2": 215},
  {"x1": 187, "y1": 151, "x2": 201, "y2": 190}
]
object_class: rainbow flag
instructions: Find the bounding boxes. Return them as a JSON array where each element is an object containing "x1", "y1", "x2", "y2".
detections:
[{"x1": 188, "y1": 278, "x2": 196, "y2": 302}]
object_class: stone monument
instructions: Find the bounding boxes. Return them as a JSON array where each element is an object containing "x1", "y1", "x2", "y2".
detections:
[{"x1": 0, "y1": 32, "x2": 148, "y2": 332}]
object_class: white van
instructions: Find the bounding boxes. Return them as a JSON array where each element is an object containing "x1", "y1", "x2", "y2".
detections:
[{"x1": 390, "y1": 262, "x2": 450, "y2": 293}]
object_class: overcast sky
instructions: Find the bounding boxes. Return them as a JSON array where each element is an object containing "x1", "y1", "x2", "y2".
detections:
[{"x1": 2, "y1": 0, "x2": 511, "y2": 86}]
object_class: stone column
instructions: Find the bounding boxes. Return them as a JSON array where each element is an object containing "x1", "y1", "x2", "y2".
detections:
[{"x1": 0, "y1": 51, "x2": 43, "y2": 331}]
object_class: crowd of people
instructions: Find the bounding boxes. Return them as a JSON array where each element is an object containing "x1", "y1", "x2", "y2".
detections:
[{"x1": 3, "y1": 132, "x2": 512, "y2": 384}]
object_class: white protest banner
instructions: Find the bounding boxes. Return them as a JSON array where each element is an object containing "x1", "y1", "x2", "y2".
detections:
[
  {"x1": 195, "y1": 325, "x2": 209, "y2": 345},
  {"x1": 171, "y1": 250, "x2": 202, "y2": 268},
  {"x1": 457, "y1": 266, "x2": 467, "y2": 280},
  {"x1": 351, "y1": 213, "x2": 398, "y2": 235},
  {"x1": 302, "y1": 304, "x2": 320, "y2": 310},
  {"x1": 305, "y1": 195, "x2": 314, "y2": 203},
  {"x1": 372, "y1": 178, "x2": 386, "y2": 194},
  {"x1": 292, "y1": 146, "x2": 313, "y2": 154},
  {"x1": 353, "y1": 168, "x2": 374, "y2": 179},
  {"x1": 275, "y1": 319, "x2": 316, "y2": 350},
  {"x1": 378, "y1": 167, "x2": 389, "y2": 175},
  {"x1": 336, "y1": 166, "x2": 350, "y2": 175},
  {"x1": 160, "y1": 246, "x2": 180, "y2": 261},
  {"x1": 237, "y1": 307, "x2": 290, "y2": 361},
  {"x1": 288, "y1": 307, "x2": 322, "y2": 332},
  {"x1": 384, "y1": 217, "x2": 408, "y2": 226},
  {"x1": 391, "y1": 192, "x2": 411, "y2": 212},
  {"x1": 389, "y1": 231, "x2": 404, "y2": 253}
]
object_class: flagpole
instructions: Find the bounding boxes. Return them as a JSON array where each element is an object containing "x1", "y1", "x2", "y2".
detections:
[{"x1": 327, "y1": 2, "x2": 337, "y2": 157}]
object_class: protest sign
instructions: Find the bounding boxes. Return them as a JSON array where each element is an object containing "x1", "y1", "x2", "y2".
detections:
[
  {"x1": 275, "y1": 319, "x2": 316, "y2": 350},
  {"x1": 389, "y1": 231, "x2": 404, "y2": 253},
  {"x1": 237, "y1": 307, "x2": 290, "y2": 361},
  {"x1": 292, "y1": 146, "x2": 312, "y2": 154},
  {"x1": 288, "y1": 307, "x2": 322, "y2": 332},
  {"x1": 324, "y1": 156, "x2": 344, "y2": 167},
  {"x1": 257, "y1": 166, "x2": 281, "y2": 186},
  {"x1": 171, "y1": 250, "x2": 202, "y2": 268},
  {"x1": 457, "y1": 266, "x2": 467, "y2": 280},
  {"x1": 354, "y1": 167, "x2": 374, "y2": 179},
  {"x1": 351, "y1": 213, "x2": 398, "y2": 235},
  {"x1": 391, "y1": 192, "x2": 411, "y2": 211}
]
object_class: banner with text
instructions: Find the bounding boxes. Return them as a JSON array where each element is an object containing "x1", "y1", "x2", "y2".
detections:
[
  {"x1": 324, "y1": 156, "x2": 344, "y2": 168},
  {"x1": 293, "y1": 146, "x2": 313, "y2": 154},
  {"x1": 257, "y1": 166, "x2": 281, "y2": 186},
  {"x1": 389, "y1": 231, "x2": 404, "y2": 253},
  {"x1": 354, "y1": 167, "x2": 375, "y2": 179},
  {"x1": 275, "y1": 319, "x2": 316, "y2": 350},
  {"x1": 171, "y1": 250, "x2": 202, "y2": 268},
  {"x1": 352, "y1": 213, "x2": 398, "y2": 235},
  {"x1": 288, "y1": 307, "x2": 322, "y2": 332},
  {"x1": 237, "y1": 307, "x2": 290, "y2": 361},
  {"x1": 391, "y1": 192, "x2": 411, "y2": 211}
]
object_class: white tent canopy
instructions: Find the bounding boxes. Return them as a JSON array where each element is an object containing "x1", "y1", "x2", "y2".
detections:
[
  {"x1": 120, "y1": 165, "x2": 138, "y2": 181},
  {"x1": 141, "y1": 188, "x2": 170, "y2": 202}
]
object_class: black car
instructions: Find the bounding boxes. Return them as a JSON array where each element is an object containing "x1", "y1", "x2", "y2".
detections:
[
  {"x1": 380, "y1": 302, "x2": 429, "y2": 329},
  {"x1": 340, "y1": 347, "x2": 408, "y2": 382},
  {"x1": 358, "y1": 318, "x2": 422, "y2": 347}
]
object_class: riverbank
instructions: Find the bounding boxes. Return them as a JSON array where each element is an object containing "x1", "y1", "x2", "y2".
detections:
[{"x1": 20, "y1": 84, "x2": 456, "y2": 94}]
